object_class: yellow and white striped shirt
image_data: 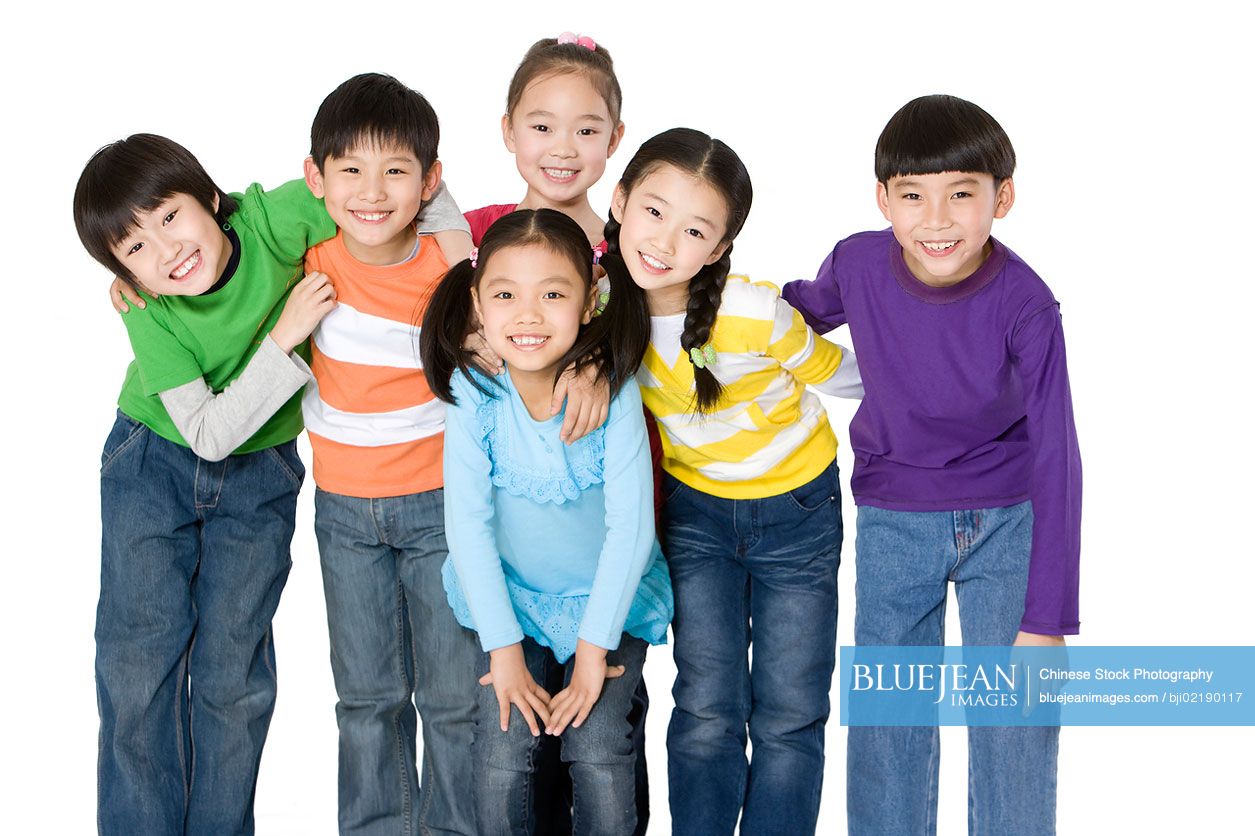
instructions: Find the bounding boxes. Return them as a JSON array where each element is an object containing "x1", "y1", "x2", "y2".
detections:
[{"x1": 639, "y1": 275, "x2": 846, "y2": 499}]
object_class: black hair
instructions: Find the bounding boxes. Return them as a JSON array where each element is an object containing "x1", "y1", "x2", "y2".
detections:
[
  {"x1": 72, "y1": 133, "x2": 237, "y2": 288},
  {"x1": 310, "y1": 73, "x2": 440, "y2": 172},
  {"x1": 602, "y1": 127, "x2": 753, "y2": 412},
  {"x1": 506, "y1": 37, "x2": 623, "y2": 125},
  {"x1": 875, "y1": 94, "x2": 1016, "y2": 184},
  {"x1": 420, "y1": 209, "x2": 649, "y2": 405}
]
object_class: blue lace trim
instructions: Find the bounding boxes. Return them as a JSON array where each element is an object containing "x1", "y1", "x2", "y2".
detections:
[
  {"x1": 475, "y1": 390, "x2": 606, "y2": 505},
  {"x1": 442, "y1": 556, "x2": 674, "y2": 664}
]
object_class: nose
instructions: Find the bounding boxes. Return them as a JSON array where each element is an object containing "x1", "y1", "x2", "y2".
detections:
[
  {"x1": 515, "y1": 298, "x2": 542, "y2": 325},
  {"x1": 154, "y1": 230, "x2": 182, "y2": 264},
  {"x1": 549, "y1": 133, "x2": 577, "y2": 160},
  {"x1": 924, "y1": 198, "x2": 952, "y2": 230},
  {"x1": 650, "y1": 224, "x2": 678, "y2": 256},
  {"x1": 358, "y1": 171, "x2": 386, "y2": 203}
]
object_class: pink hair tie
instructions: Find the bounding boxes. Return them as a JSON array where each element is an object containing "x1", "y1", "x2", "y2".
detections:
[
  {"x1": 469, "y1": 247, "x2": 479, "y2": 268},
  {"x1": 557, "y1": 31, "x2": 596, "y2": 50}
]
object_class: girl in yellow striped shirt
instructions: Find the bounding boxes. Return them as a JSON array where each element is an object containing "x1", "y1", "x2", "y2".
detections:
[{"x1": 600, "y1": 127, "x2": 860, "y2": 835}]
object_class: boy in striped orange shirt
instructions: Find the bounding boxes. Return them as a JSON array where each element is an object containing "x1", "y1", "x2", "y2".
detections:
[{"x1": 300, "y1": 73, "x2": 481, "y2": 836}]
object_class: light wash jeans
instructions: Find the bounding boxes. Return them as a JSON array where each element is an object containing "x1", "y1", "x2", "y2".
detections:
[
  {"x1": 665, "y1": 461, "x2": 843, "y2": 836},
  {"x1": 314, "y1": 488, "x2": 482, "y2": 836},
  {"x1": 96, "y1": 412, "x2": 301, "y2": 835},
  {"x1": 472, "y1": 636, "x2": 648, "y2": 836},
  {"x1": 847, "y1": 502, "x2": 1059, "y2": 836}
]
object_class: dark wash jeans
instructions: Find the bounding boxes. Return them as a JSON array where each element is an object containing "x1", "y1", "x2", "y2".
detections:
[
  {"x1": 472, "y1": 636, "x2": 649, "y2": 836},
  {"x1": 665, "y1": 460, "x2": 843, "y2": 836},
  {"x1": 96, "y1": 412, "x2": 300, "y2": 835}
]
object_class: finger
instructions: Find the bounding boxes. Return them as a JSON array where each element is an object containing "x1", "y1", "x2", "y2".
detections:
[
  {"x1": 572, "y1": 697, "x2": 594, "y2": 729},
  {"x1": 479, "y1": 672, "x2": 494, "y2": 686},
  {"x1": 596, "y1": 402, "x2": 609, "y2": 431},
  {"x1": 498, "y1": 693, "x2": 511, "y2": 732},
  {"x1": 111, "y1": 288, "x2": 129, "y2": 314},
  {"x1": 551, "y1": 377, "x2": 570, "y2": 417},
  {"x1": 604, "y1": 665, "x2": 625, "y2": 679},
  {"x1": 547, "y1": 695, "x2": 576, "y2": 736},
  {"x1": 516, "y1": 698, "x2": 540, "y2": 737},
  {"x1": 525, "y1": 689, "x2": 552, "y2": 727}
]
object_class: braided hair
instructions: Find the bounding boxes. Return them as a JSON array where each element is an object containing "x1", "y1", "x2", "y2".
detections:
[{"x1": 603, "y1": 127, "x2": 753, "y2": 412}]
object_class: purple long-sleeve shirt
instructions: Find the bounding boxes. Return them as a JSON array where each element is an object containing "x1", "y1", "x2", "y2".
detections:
[{"x1": 783, "y1": 229, "x2": 1081, "y2": 635}]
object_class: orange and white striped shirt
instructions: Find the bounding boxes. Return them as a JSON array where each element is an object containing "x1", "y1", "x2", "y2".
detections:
[{"x1": 302, "y1": 232, "x2": 448, "y2": 498}]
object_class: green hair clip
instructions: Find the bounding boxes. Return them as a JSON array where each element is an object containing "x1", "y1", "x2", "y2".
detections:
[{"x1": 689, "y1": 344, "x2": 717, "y2": 369}]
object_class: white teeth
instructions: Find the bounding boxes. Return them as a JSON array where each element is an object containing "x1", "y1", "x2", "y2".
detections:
[
  {"x1": 171, "y1": 250, "x2": 201, "y2": 279},
  {"x1": 641, "y1": 253, "x2": 669, "y2": 270},
  {"x1": 922, "y1": 241, "x2": 957, "y2": 251},
  {"x1": 542, "y1": 168, "x2": 577, "y2": 180},
  {"x1": 511, "y1": 335, "x2": 547, "y2": 346},
  {"x1": 354, "y1": 211, "x2": 390, "y2": 221}
]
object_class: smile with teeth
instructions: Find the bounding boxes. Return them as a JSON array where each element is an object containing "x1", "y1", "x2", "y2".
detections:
[
  {"x1": 542, "y1": 167, "x2": 578, "y2": 182},
  {"x1": 919, "y1": 240, "x2": 959, "y2": 255},
  {"x1": 639, "y1": 252, "x2": 671, "y2": 273},
  {"x1": 170, "y1": 250, "x2": 201, "y2": 280},
  {"x1": 509, "y1": 334, "x2": 549, "y2": 349},
  {"x1": 352, "y1": 210, "x2": 393, "y2": 223}
]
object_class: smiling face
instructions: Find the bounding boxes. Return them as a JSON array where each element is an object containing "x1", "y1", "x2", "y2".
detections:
[
  {"x1": 877, "y1": 171, "x2": 1015, "y2": 287},
  {"x1": 305, "y1": 140, "x2": 440, "y2": 266},
  {"x1": 503, "y1": 72, "x2": 624, "y2": 209},
  {"x1": 611, "y1": 164, "x2": 730, "y2": 314},
  {"x1": 471, "y1": 244, "x2": 596, "y2": 378},
  {"x1": 111, "y1": 193, "x2": 232, "y2": 297}
]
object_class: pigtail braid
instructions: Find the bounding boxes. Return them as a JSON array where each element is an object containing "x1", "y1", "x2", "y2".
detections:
[{"x1": 681, "y1": 244, "x2": 733, "y2": 412}]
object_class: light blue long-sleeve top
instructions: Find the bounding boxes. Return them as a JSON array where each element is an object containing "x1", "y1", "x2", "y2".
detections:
[{"x1": 441, "y1": 367, "x2": 673, "y2": 663}]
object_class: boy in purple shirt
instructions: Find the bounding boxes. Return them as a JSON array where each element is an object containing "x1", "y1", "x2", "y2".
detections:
[{"x1": 783, "y1": 95, "x2": 1080, "y2": 835}]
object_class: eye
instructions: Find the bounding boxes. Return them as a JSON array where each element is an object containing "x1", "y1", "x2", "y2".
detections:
[
  {"x1": 577, "y1": 128, "x2": 597, "y2": 137},
  {"x1": 492, "y1": 291, "x2": 514, "y2": 300},
  {"x1": 952, "y1": 191, "x2": 971, "y2": 199},
  {"x1": 646, "y1": 206, "x2": 662, "y2": 218},
  {"x1": 126, "y1": 242, "x2": 143, "y2": 256},
  {"x1": 902, "y1": 193, "x2": 921, "y2": 201},
  {"x1": 162, "y1": 209, "x2": 177, "y2": 225},
  {"x1": 685, "y1": 228, "x2": 705, "y2": 239},
  {"x1": 543, "y1": 290, "x2": 566, "y2": 300},
  {"x1": 387, "y1": 168, "x2": 406, "y2": 175},
  {"x1": 342, "y1": 167, "x2": 360, "y2": 174},
  {"x1": 531, "y1": 124, "x2": 550, "y2": 133}
]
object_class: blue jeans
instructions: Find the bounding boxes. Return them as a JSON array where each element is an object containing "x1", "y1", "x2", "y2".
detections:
[
  {"x1": 847, "y1": 502, "x2": 1059, "y2": 836},
  {"x1": 472, "y1": 636, "x2": 648, "y2": 836},
  {"x1": 96, "y1": 412, "x2": 301, "y2": 835},
  {"x1": 314, "y1": 488, "x2": 482, "y2": 836},
  {"x1": 665, "y1": 461, "x2": 843, "y2": 836}
]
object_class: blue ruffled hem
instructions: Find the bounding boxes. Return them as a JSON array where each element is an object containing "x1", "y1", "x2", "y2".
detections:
[
  {"x1": 472, "y1": 373, "x2": 606, "y2": 505},
  {"x1": 442, "y1": 556, "x2": 674, "y2": 664}
]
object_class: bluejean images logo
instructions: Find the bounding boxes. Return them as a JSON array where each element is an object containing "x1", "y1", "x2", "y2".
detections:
[{"x1": 840, "y1": 646, "x2": 1255, "y2": 726}]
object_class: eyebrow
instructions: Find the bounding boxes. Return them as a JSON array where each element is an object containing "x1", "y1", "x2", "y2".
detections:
[
  {"x1": 524, "y1": 109, "x2": 607, "y2": 122},
  {"x1": 894, "y1": 177, "x2": 982, "y2": 189}
]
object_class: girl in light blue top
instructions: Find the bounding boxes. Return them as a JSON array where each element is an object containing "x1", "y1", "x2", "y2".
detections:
[{"x1": 420, "y1": 208, "x2": 669, "y2": 835}]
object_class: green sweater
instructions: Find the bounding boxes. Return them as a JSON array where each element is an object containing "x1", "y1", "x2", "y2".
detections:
[{"x1": 116, "y1": 179, "x2": 337, "y2": 453}]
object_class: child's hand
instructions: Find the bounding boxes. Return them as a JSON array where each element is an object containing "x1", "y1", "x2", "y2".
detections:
[
  {"x1": 271, "y1": 271, "x2": 337, "y2": 354},
  {"x1": 1012, "y1": 631, "x2": 1066, "y2": 647},
  {"x1": 434, "y1": 229, "x2": 473, "y2": 266},
  {"x1": 545, "y1": 639, "x2": 624, "y2": 736},
  {"x1": 464, "y1": 326, "x2": 504, "y2": 375},
  {"x1": 551, "y1": 363, "x2": 609, "y2": 444},
  {"x1": 482, "y1": 644, "x2": 551, "y2": 736},
  {"x1": 110, "y1": 276, "x2": 149, "y2": 313}
]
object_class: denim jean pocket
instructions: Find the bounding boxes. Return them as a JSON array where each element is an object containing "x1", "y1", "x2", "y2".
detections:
[
  {"x1": 784, "y1": 461, "x2": 839, "y2": 513},
  {"x1": 100, "y1": 411, "x2": 146, "y2": 475},
  {"x1": 264, "y1": 442, "x2": 305, "y2": 490}
]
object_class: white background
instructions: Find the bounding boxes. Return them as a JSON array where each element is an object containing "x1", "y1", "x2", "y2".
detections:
[{"x1": 2, "y1": 1, "x2": 1252, "y2": 832}]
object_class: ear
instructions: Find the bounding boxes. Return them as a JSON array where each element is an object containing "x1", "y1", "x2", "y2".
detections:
[
  {"x1": 704, "y1": 241, "x2": 729, "y2": 266},
  {"x1": 876, "y1": 181, "x2": 892, "y2": 223},
  {"x1": 993, "y1": 177, "x2": 1016, "y2": 219},
  {"x1": 422, "y1": 160, "x2": 443, "y2": 202},
  {"x1": 304, "y1": 156, "x2": 326, "y2": 199},
  {"x1": 470, "y1": 284, "x2": 483, "y2": 324},
  {"x1": 211, "y1": 192, "x2": 220, "y2": 214},
  {"x1": 610, "y1": 183, "x2": 627, "y2": 223},
  {"x1": 606, "y1": 121, "x2": 626, "y2": 159},
  {"x1": 502, "y1": 114, "x2": 517, "y2": 153}
]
